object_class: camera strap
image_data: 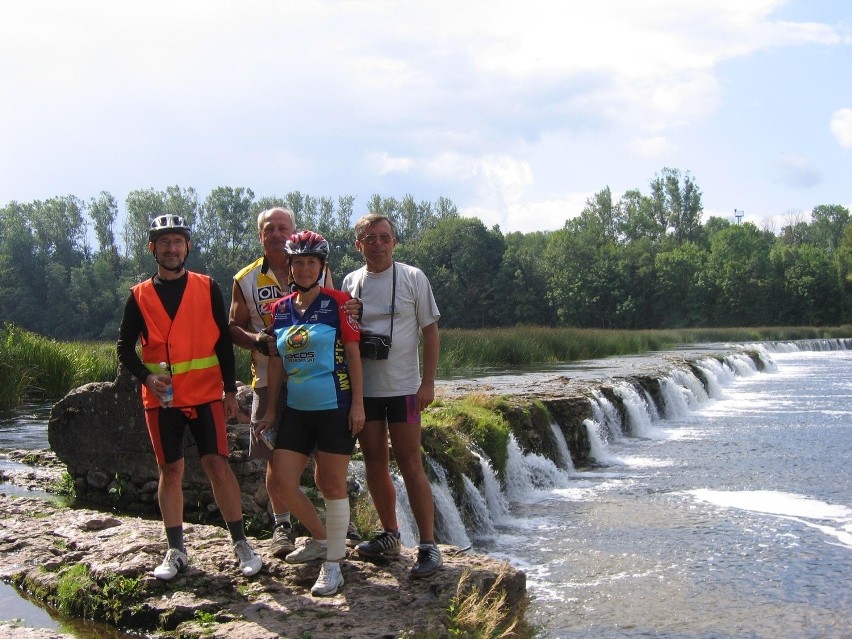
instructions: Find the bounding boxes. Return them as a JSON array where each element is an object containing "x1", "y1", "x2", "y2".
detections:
[{"x1": 357, "y1": 261, "x2": 396, "y2": 345}]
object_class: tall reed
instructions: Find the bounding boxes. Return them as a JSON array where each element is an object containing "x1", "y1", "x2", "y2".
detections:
[
  {"x1": 0, "y1": 324, "x2": 117, "y2": 409},
  {"x1": 437, "y1": 325, "x2": 852, "y2": 375}
]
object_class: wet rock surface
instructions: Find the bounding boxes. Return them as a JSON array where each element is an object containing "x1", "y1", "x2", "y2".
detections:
[{"x1": 0, "y1": 495, "x2": 525, "y2": 638}]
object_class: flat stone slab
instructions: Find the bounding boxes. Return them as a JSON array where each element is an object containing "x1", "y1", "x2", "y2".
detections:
[{"x1": 0, "y1": 495, "x2": 526, "y2": 639}]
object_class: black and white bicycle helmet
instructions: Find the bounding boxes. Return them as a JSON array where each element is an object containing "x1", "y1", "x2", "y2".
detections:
[{"x1": 149, "y1": 214, "x2": 191, "y2": 243}]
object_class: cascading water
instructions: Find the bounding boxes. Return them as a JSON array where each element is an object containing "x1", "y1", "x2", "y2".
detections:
[
  {"x1": 503, "y1": 433, "x2": 571, "y2": 502},
  {"x1": 590, "y1": 389, "x2": 624, "y2": 442},
  {"x1": 583, "y1": 417, "x2": 621, "y2": 465},
  {"x1": 428, "y1": 461, "x2": 471, "y2": 548},
  {"x1": 724, "y1": 352, "x2": 758, "y2": 376},
  {"x1": 461, "y1": 473, "x2": 496, "y2": 537},
  {"x1": 549, "y1": 421, "x2": 575, "y2": 472},
  {"x1": 473, "y1": 451, "x2": 511, "y2": 521},
  {"x1": 612, "y1": 381, "x2": 660, "y2": 439}
]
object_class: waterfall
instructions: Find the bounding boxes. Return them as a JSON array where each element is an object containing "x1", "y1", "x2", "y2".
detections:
[
  {"x1": 754, "y1": 347, "x2": 779, "y2": 372},
  {"x1": 723, "y1": 352, "x2": 758, "y2": 377},
  {"x1": 393, "y1": 474, "x2": 419, "y2": 547},
  {"x1": 399, "y1": 341, "x2": 803, "y2": 549},
  {"x1": 583, "y1": 418, "x2": 620, "y2": 465},
  {"x1": 474, "y1": 451, "x2": 511, "y2": 521},
  {"x1": 660, "y1": 374, "x2": 696, "y2": 419},
  {"x1": 612, "y1": 381, "x2": 660, "y2": 439},
  {"x1": 461, "y1": 474, "x2": 496, "y2": 537},
  {"x1": 549, "y1": 421, "x2": 576, "y2": 472},
  {"x1": 673, "y1": 368, "x2": 709, "y2": 406},
  {"x1": 503, "y1": 434, "x2": 571, "y2": 502},
  {"x1": 429, "y1": 461, "x2": 472, "y2": 548},
  {"x1": 692, "y1": 358, "x2": 730, "y2": 399},
  {"x1": 590, "y1": 389, "x2": 624, "y2": 442},
  {"x1": 640, "y1": 387, "x2": 661, "y2": 421},
  {"x1": 753, "y1": 338, "x2": 851, "y2": 353},
  {"x1": 765, "y1": 341, "x2": 800, "y2": 353}
]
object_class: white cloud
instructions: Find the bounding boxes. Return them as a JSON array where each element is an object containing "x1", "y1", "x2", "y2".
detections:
[
  {"x1": 830, "y1": 108, "x2": 852, "y2": 149},
  {"x1": 629, "y1": 136, "x2": 675, "y2": 159},
  {"x1": 1, "y1": 1, "x2": 850, "y2": 232},
  {"x1": 367, "y1": 152, "x2": 415, "y2": 175}
]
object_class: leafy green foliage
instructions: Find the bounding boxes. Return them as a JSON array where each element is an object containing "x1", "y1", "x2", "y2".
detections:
[{"x1": 1, "y1": 175, "x2": 851, "y2": 343}]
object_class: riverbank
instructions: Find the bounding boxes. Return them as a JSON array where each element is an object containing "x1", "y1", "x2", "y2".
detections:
[{"x1": 0, "y1": 494, "x2": 526, "y2": 639}]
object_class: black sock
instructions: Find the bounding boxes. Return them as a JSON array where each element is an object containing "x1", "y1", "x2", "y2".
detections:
[
  {"x1": 226, "y1": 519, "x2": 247, "y2": 543},
  {"x1": 165, "y1": 525, "x2": 185, "y2": 552}
]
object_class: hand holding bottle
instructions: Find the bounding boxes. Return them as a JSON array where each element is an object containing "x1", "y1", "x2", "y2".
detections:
[{"x1": 152, "y1": 361, "x2": 173, "y2": 408}]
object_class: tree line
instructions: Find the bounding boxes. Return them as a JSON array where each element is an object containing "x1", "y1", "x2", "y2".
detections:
[{"x1": 1, "y1": 167, "x2": 850, "y2": 342}]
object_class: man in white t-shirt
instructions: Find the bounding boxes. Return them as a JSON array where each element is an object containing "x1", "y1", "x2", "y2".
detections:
[{"x1": 341, "y1": 213, "x2": 443, "y2": 578}]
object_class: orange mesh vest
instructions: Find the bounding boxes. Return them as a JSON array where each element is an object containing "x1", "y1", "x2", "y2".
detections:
[{"x1": 132, "y1": 272, "x2": 223, "y2": 409}]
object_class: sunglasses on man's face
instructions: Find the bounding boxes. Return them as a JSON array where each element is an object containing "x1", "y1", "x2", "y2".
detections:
[{"x1": 359, "y1": 233, "x2": 394, "y2": 245}]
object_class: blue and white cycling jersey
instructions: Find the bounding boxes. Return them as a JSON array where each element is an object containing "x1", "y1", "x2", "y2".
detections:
[{"x1": 269, "y1": 288, "x2": 360, "y2": 411}]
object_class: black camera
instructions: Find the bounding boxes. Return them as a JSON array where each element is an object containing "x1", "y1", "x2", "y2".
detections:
[{"x1": 360, "y1": 333, "x2": 391, "y2": 360}]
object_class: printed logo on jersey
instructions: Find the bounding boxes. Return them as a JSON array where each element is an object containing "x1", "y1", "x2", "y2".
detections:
[
  {"x1": 347, "y1": 314, "x2": 360, "y2": 332},
  {"x1": 321, "y1": 300, "x2": 331, "y2": 309},
  {"x1": 257, "y1": 284, "x2": 283, "y2": 302},
  {"x1": 287, "y1": 327, "x2": 310, "y2": 350},
  {"x1": 257, "y1": 284, "x2": 284, "y2": 320}
]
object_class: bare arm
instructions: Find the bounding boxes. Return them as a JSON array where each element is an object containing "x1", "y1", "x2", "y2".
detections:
[
  {"x1": 344, "y1": 341, "x2": 364, "y2": 435},
  {"x1": 228, "y1": 279, "x2": 274, "y2": 354},
  {"x1": 417, "y1": 321, "x2": 440, "y2": 412},
  {"x1": 257, "y1": 354, "x2": 283, "y2": 435}
]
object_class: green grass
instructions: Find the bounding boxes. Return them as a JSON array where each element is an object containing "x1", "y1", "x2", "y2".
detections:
[
  {"x1": 437, "y1": 325, "x2": 852, "y2": 375},
  {"x1": 0, "y1": 323, "x2": 118, "y2": 409}
]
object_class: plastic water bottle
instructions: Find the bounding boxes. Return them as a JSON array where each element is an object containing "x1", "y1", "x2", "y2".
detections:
[{"x1": 159, "y1": 361, "x2": 173, "y2": 408}]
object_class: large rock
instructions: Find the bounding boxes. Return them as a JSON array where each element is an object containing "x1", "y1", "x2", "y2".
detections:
[{"x1": 47, "y1": 366, "x2": 268, "y2": 522}]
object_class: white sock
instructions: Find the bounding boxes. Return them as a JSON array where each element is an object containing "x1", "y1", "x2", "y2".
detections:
[
  {"x1": 274, "y1": 512, "x2": 291, "y2": 526},
  {"x1": 324, "y1": 497, "x2": 349, "y2": 562}
]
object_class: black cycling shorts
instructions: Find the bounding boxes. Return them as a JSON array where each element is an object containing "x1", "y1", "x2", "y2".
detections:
[
  {"x1": 276, "y1": 406, "x2": 356, "y2": 456},
  {"x1": 363, "y1": 394, "x2": 420, "y2": 425}
]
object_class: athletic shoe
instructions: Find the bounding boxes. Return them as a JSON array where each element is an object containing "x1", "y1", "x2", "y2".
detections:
[
  {"x1": 269, "y1": 522, "x2": 296, "y2": 557},
  {"x1": 410, "y1": 543, "x2": 442, "y2": 578},
  {"x1": 356, "y1": 530, "x2": 401, "y2": 558},
  {"x1": 345, "y1": 521, "x2": 362, "y2": 548},
  {"x1": 285, "y1": 538, "x2": 327, "y2": 564},
  {"x1": 153, "y1": 548, "x2": 187, "y2": 581},
  {"x1": 234, "y1": 539, "x2": 263, "y2": 577},
  {"x1": 311, "y1": 561, "x2": 344, "y2": 596}
]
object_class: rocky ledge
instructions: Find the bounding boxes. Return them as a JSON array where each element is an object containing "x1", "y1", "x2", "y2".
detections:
[{"x1": 0, "y1": 495, "x2": 527, "y2": 639}]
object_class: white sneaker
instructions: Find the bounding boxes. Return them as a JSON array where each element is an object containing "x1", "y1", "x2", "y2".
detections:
[
  {"x1": 285, "y1": 538, "x2": 327, "y2": 564},
  {"x1": 311, "y1": 561, "x2": 344, "y2": 596},
  {"x1": 153, "y1": 548, "x2": 187, "y2": 580},
  {"x1": 234, "y1": 539, "x2": 262, "y2": 577}
]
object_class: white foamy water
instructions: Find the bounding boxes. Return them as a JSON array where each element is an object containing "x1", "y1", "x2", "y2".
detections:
[{"x1": 686, "y1": 489, "x2": 852, "y2": 549}]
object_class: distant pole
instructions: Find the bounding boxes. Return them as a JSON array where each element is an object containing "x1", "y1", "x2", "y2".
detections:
[{"x1": 734, "y1": 209, "x2": 744, "y2": 225}]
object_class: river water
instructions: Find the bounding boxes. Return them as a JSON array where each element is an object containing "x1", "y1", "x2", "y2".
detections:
[
  {"x1": 2, "y1": 346, "x2": 850, "y2": 638},
  {"x1": 446, "y1": 346, "x2": 851, "y2": 639}
]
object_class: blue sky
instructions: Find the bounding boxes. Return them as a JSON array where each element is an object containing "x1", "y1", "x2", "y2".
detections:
[{"x1": 1, "y1": 0, "x2": 850, "y2": 234}]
